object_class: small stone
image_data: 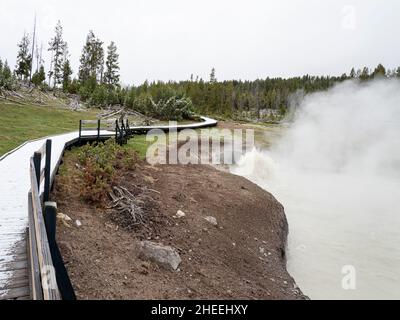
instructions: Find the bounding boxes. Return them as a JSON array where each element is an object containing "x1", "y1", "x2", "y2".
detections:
[
  {"x1": 57, "y1": 212, "x2": 72, "y2": 222},
  {"x1": 204, "y1": 216, "x2": 218, "y2": 226},
  {"x1": 176, "y1": 210, "x2": 186, "y2": 218},
  {"x1": 75, "y1": 220, "x2": 82, "y2": 227}
]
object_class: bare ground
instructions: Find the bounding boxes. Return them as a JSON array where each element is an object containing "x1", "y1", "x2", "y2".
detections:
[{"x1": 53, "y1": 151, "x2": 306, "y2": 300}]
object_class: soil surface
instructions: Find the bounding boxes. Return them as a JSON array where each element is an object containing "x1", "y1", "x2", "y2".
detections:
[{"x1": 53, "y1": 150, "x2": 305, "y2": 300}]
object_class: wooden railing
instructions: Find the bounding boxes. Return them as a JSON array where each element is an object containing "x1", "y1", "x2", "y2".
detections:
[
  {"x1": 115, "y1": 118, "x2": 131, "y2": 145},
  {"x1": 78, "y1": 119, "x2": 115, "y2": 143},
  {"x1": 27, "y1": 139, "x2": 75, "y2": 300},
  {"x1": 28, "y1": 139, "x2": 61, "y2": 300},
  {"x1": 79, "y1": 118, "x2": 132, "y2": 146}
]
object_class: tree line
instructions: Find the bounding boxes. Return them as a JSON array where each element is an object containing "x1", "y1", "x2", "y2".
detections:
[{"x1": 1, "y1": 19, "x2": 400, "y2": 120}]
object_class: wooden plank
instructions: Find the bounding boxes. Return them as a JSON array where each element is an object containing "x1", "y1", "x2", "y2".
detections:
[
  {"x1": 0, "y1": 254, "x2": 27, "y2": 263},
  {"x1": 0, "y1": 271, "x2": 29, "y2": 283},
  {"x1": 27, "y1": 192, "x2": 42, "y2": 300},
  {"x1": 0, "y1": 234, "x2": 26, "y2": 241},
  {"x1": 0, "y1": 286, "x2": 30, "y2": 300},
  {"x1": 30, "y1": 160, "x2": 61, "y2": 300},
  {"x1": 0, "y1": 247, "x2": 26, "y2": 256},
  {"x1": 0, "y1": 269, "x2": 29, "y2": 280},
  {"x1": 1, "y1": 277, "x2": 29, "y2": 290},
  {"x1": 0, "y1": 260, "x2": 28, "y2": 272}
]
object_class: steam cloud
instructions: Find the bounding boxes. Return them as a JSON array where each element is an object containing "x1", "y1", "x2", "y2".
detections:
[{"x1": 233, "y1": 79, "x2": 400, "y2": 299}]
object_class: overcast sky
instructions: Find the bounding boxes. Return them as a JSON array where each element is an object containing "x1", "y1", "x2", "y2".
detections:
[{"x1": 0, "y1": 0, "x2": 399, "y2": 85}]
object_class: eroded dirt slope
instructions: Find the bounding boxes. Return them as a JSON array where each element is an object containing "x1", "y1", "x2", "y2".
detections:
[{"x1": 53, "y1": 154, "x2": 305, "y2": 300}]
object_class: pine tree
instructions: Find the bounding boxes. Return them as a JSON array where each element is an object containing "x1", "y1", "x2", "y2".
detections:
[
  {"x1": 32, "y1": 65, "x2": 46, "y2": 86},
  {"x1": 48, "y1": 21, "x2": 68, "y2": 88},
  {"x1": 210, "y1": 68, "x2": 217, "y2": 83},
  {"x1": 350, "y1": 68, "x2": 356, "y2": 78},
  {"x1": 360, "y1": 67, "x2": 370, "y2": 80},
  {"x1": 3, "y1": 61, "x2": 12, "y2": 80},
  {"x1": 103, "y1": 41, "x2": 120, "y2": 87},
  {"x1": 372, "y1": 63, "x2": 386, "y2": 78},
  {"x1": 62, "y1": 60, "x2": 73, "y2": 92},
  {"x1": 1, "y1": 60, "x2": 14, "y2": 89},
  {"x1": 15, "y1": 33, "x2": 32, "y2": 81},
  {"x1": 79, "y1": 31, "x2": 104, "y2": 84}
]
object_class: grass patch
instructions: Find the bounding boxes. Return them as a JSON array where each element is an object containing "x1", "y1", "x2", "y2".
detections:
[
  {"x1": 125, "y1": 135, "x2": 153, "y2": 159},
  {"x1": 0, "y1": 102, "x2": 99, "y2": 156}
]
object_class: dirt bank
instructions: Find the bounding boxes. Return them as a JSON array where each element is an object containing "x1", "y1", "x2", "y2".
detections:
[{"x1": 53, "y1": 150, "x2": 305, "y2": 300}]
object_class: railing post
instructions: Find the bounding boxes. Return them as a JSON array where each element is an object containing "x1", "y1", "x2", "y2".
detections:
[
  {"x1": 78, "y1": 120, "x2": 82, "y2": 143},
  {"x1": 97, "y1": 119, "x2": 101, "y2": 142},
  {"x1": 43, "y1": 140, "x2": 52, "y2": 203},
  {"x1": 43, "y1": 202, "x2": 57, "y2": 243},
  {"x1": 33, "y1": 152, "x2": 42, "y2": 187},
  {"x1": 115, "y1": 120, "x2": 119, "y2": 144},
  {"x1": 43, "y1": 202, "x2": 76, "y2": 300}
]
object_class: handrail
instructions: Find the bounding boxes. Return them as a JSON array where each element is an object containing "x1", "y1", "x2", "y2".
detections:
[
  {"x1": 27, "y1": 139, "x2": 75, "y2": 300},
  {"x1": 78, "y1": 119, "x2": 115, "y2": 143},
  {"x1": 28, "y1": 156, "x2": 61, "y2": 300}
]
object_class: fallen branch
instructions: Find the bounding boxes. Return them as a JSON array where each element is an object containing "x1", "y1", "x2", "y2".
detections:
[
  {"x1": 0, "y1": 94, "x2": 26, "y2": 105},
  {"x1": 108, "y1": 186, "x2": 145, "y2": 226}
]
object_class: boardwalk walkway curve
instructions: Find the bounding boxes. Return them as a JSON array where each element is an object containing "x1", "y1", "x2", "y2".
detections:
[{"x1": 0, "y1": 116, "x2": 217, "y2": 300}]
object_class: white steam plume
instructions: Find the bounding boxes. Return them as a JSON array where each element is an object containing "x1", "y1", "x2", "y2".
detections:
[{"x1": 233, "y1": 79, "x2": 400, "y2": 299}]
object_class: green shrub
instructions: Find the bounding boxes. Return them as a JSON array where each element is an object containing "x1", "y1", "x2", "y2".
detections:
[
  {"x1": 77, "y1": 140, "x2": 136, "y2": 202},
  {"x1": 131, "y1": 94, "x2": 194, "y2": 121}
]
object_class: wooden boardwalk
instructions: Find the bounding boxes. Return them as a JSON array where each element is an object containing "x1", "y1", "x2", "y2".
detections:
[
  {"x1": 0, "y1": 117, "x2": 217, "y2": 300},
  {"x1": 0, "y1": 130, "x2": 114, "y2": 300}
]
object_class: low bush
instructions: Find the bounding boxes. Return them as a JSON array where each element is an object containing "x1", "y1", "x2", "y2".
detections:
[{"x1": 77, "y1": 140, "x2": 137, "y2": 202}]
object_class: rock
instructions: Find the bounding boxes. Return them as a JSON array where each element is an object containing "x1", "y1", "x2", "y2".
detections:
[
  {"x1": 57, "y1": 212, "x2": 72, "y2": 228},
  {"x1": 138, "y1": 241, "x2": 182, "y2": 271},
  {"x1": 176, "y1": 210, "x2": 186, "y2": 218},
  {"x1": 57, "y1": 212, "x2": 72, "y2": 222},
  {"x1": 204, "y1": 216, "x2": 218, "y2": 226},
  {"x1": 75, "y1": 220, "x2": 82, "y2": 227}
]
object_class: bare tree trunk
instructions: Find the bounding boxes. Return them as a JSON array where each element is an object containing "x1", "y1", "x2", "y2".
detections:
[{"x1": 29, "y1": 14, "x2": 37, "y2": 82}]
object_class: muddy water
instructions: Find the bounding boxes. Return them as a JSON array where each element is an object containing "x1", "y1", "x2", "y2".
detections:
[{"x1": 231, "y1": 125, "x2": 400, "y2": 300}]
